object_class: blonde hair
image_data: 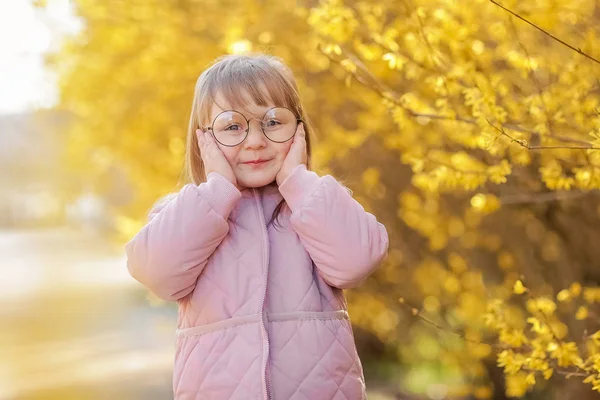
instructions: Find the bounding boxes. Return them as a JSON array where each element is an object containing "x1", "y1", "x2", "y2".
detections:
[
  {"x1": 180, "y1": 53, "x2": 314, "y2": 227},
  {"x1": 184, "y1": 53, "x2": 313, "y2": 185}
]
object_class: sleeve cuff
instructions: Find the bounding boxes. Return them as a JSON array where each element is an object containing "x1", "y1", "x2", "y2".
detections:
[
  {"x1": 277, "y1": 164, "x2": 322, "y2": 211},
  {"x1": 197, "y1": 172, "x2": 242, "y2": 219}
]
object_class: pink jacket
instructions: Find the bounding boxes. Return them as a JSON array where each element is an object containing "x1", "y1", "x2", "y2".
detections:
[{"x1": 126, "y1": 164, "x2": 389, "y2": 400}]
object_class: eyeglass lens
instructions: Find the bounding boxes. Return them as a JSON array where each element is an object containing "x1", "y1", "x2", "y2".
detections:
[{"x1": 211, "y1": 107, "x2": 297, "y2": 146}]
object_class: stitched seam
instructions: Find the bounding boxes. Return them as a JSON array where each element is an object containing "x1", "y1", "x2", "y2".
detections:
[
  {"x1": 269, "y1": 361, "x2": 304, "y2": 399},
  {"x1": 174, "y1": 336, "x2": 199, "y2": 395},
  {"x1": 323, "y1": 318, "x2": 356, "y2": 363},
  {"x1": 178, "y1": 311, "x2": 348, "y2": 337},
  {"x1": 334, "y1": 357, "x2": 356, "y2": 400},
  {"x1": 194, "y1": 331, "x2": 234, "y2": 392},
  {"x1": 200, "y1": 273, "x2": 231, "y2": 300},
  {"x1": 287, "y1": 330, "x2": 339, "y2": 399},
  {"x1": 178, "y1": 319, "x2": 260, "y2": 338},
  {"x1": 335, "y1": 355, "x2": 359, "y2": 400},
  {"x1": 320, "y1": 322, "x2": 355, "y2": 400},
  {"x1": 196, "y1": 333, "x2": 249, "y2": 394},
  {"x1": 293, "y1": 277, "x2": 317, "y2": 311},
  {"x1": 226, "y1": 352, "x2": 262, "y2": 398},
  {"x1": 269, "y1": 310, "x2": 348, "y2": 321},
  {"x1": 269, "y1": 316, "x2": 346, "y2": 323}
]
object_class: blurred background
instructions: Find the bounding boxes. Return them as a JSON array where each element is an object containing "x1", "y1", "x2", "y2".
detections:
[{"x1": 2, "y1": 0, "x2": 600, "y2": 399}]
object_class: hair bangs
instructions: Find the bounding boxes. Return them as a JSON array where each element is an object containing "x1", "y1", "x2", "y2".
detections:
[{"x1": 209, "y1": 59, "x2": 297, "y2": 119}]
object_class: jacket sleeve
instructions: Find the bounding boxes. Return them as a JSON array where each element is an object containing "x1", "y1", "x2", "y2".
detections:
[
  {"x1": 125, "y1": 172, "x2": 242, "y2": 301},
  {"x1": 278, "y1": 164, "x2": 389, "y2": 289}
]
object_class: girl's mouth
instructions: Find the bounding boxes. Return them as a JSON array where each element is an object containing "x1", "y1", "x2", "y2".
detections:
[{"x1": 242, "y1": 159, "x2": 271, "y2": 167}]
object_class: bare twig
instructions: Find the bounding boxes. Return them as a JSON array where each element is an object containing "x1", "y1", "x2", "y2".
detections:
[
  {"x1": 398, "y1": 297, "x2": 506, "y2": 349},
  {"x1": 489, "y1": 0, "x2": 600, "y2": 66},
  {"x1": 500, "y1": 190, "x2": 594, "y2": 205},
  {"x1": 486, "y1": 118, "x2": 600, "y2": 150},
  {"x1": 522, "y1": 365, "x2": 589, "y2": 378},
  {"x1": 510, "y1": 17, "x2": 556, "y2": 139}
]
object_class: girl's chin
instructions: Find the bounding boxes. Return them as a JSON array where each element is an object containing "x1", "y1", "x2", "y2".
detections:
[{"x1": 236, "y1": 173, "x2": 277, "y2": 189}]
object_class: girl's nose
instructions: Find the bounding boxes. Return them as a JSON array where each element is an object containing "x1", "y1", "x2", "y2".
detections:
[{"x1": 243, "y1": 120, "x2": 267, "y2": 149}]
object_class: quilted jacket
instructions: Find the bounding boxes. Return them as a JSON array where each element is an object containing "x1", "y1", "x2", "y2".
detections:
[{"x1": 125, "y1": 164, "x2": 389, "y2": 400}]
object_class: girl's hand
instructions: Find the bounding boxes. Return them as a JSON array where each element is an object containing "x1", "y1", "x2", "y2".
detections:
[
  {"x1": 196, "y1": 129, "x2": 238, "y2": 188},
  {"x1": 276, "y1": 122, "x2": 307, "y2": 186}
]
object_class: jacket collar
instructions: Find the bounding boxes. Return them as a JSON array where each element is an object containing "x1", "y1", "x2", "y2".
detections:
[{"x1": 240, "y1": 181, "x2": 280, "y2": 197}]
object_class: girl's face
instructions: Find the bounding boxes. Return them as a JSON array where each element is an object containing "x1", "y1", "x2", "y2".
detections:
[{"x1": 208, "y1": 91, "x2": 294, "y2": 189}]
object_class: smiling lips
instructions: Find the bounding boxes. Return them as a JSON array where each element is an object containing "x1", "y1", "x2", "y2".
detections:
[{"x1": 242, "y1": 159, "x2": 271, "y2": 167}]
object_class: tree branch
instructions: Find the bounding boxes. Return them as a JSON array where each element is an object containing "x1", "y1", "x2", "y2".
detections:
[
  {"x1": 398, "y1": 297, "x2": 506, "y2": 349},
  {"x1": 489, "y1": 0, "x2": 600, "y2": 66},
  {"x1": 486, "y1": 118, "x2": 600, "y2": 150},
  {"x1": 321, "y1": 46, "x2": 599, "y2": 150},
  {"x1": 500, "y1": 190, "x2": 594, "y2": 206}
]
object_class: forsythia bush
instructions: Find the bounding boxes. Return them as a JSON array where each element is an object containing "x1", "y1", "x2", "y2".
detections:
[{"x1": 38, "y1": 0, "x2": 600, "y2": 397}]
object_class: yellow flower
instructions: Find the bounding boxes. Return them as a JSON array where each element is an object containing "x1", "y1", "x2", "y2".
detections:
[
  {"x1": 543, "y1": 369, "x2": 553, "y2": 380},
  {"x1": 550, "y1": 342, "x2": 583, "y2": 367},
  {"x1": 528, "y1": 317, "x2": 550, "y2": 336},
  {"x1": 525, "y1": 372, "x2": 536, "y2": 385},
  {"x1": 498, "y1": 350, "x2": 526, "y2": 374},
  {"x1": 530, "y1": 338, "x2": 548, "y2": 359},
  {"x1": 576, "y1": 306, "x2": 589, "y2": 320},
  {"x1": 470, "y1": 342, "x2": 493, "y2": 358},
  {"x1": 569, "y1": 282, "x2": 582, "y2": 296},
  {"x1": 526, "y1": 297, "x2": 557, "y2": 316},
  {"x1": 557, "y1": 289, "x2": 571, "y2": 302},
  {"x1": 471, "y1": 193, "x2": 500, "y2": 214},
  {"x1": 582, "y1": 375, "x2": 600, "y2": 392},
  {"x1": 505, "y1": 373, "x2": 531, "y2": 397},
  {"x1": 584, "y1": 287, "x2": 600, "y2": 304},
  {"x1": 499, "y1": 328, "x2": 529, "y2": 347},
  {"x1": 583, "y1": 375, "x2": 596, "y2": 384},
  {"x1": 514, "y1": 280, "x2": 528, "y2": 295}
]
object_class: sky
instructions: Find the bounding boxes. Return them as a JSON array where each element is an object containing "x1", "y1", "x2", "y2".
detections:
[{"x1": 0, "y1": 0, "x2": 81, "y2": 115}]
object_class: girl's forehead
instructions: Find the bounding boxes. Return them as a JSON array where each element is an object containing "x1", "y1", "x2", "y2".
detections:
[{"x1": 210, "y1": 90, "x2": 276, "y2": 119}]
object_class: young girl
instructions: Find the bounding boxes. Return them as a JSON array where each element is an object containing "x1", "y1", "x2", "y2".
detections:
[{"x1": 126, "y1": 53, "x2": 389, "y2": 400}]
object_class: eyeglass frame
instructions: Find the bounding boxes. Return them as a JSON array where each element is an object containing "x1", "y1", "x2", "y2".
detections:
[{"x1": 204, "y1": 106, "x2": 303, "y2": 147}]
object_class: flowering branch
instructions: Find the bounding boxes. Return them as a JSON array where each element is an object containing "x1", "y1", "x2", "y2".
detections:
[
  {"x1": 319, "y1": 46, "x2": 600, "y2": 150},
  {"x1": 486, "y1": 119, "x2": 600, "y2": 150},
  {"x1": 489, "y1": 0, "x2": 600, "y2": 66}
]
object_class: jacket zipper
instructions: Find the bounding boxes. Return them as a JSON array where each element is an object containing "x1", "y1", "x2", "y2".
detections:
[{"x1": 253, "y1": 189, "x2": 272, "y2": 400}]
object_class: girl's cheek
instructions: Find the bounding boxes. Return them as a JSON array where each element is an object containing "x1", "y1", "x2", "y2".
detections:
[{"x1": 283, "y1": 142, "x2": 293, "y2": 156}]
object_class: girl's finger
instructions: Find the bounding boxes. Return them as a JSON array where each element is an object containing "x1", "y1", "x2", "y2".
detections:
[
  {"x1": 206, "y1": 131, "x2": 217, "y2": 150},
  {"x1": 205, "y1": 130, "x2": 216, "y2": 146}
]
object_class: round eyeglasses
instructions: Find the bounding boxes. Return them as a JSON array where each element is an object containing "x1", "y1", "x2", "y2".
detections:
[{"x1": 206, "y1": 107, "x2": 302, "y2": 147}]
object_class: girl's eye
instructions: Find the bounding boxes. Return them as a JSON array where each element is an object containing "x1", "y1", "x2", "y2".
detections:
[
  {"x1": 264, "y1": 119, "x2": 281, "y2": 127},
  {"x1": 225, "y1": 124, "x2": 242, "y2": 131}
]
